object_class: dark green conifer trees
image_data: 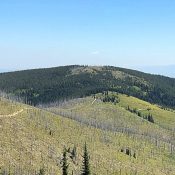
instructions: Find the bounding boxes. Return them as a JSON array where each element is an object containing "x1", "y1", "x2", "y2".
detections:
[
  {"x1": 62, "y1": 148, "x2": 69, "y2": 175},
  {"x1": 148, "y1": 113, "x2": 154, "y2": 123},
  {"x1": 81, "y1": 143, "x2": 90, "y2": 175}
]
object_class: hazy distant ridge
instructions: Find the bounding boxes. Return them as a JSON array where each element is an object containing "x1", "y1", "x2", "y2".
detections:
[{"x1": 138, "y1": 65, "x2": 175, "y2": 78}]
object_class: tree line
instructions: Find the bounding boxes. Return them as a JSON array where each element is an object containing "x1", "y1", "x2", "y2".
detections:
[{"x1": 127, "y1": 106, "x2": 154, "y2": 123}]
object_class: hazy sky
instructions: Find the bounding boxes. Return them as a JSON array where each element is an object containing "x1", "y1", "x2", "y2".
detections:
[{"x1": 0, "y1": 0, "x2": 175, "y2": 70}]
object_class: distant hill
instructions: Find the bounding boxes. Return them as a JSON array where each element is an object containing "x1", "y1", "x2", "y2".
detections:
[
  {"x1": 0, "y1": 69, "x2": 12, "y2": 73},
  {"x1": 0, "y1": 65, "x2": 175, "y2": 108},
  {"x1": 137, "y1": 65, "x2": 175, "y2": 78}
]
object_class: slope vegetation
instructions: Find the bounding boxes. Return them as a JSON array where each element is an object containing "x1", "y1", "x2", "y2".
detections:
[{"x1": 1, "y1": 93, "x2": 175, "y2": 174}]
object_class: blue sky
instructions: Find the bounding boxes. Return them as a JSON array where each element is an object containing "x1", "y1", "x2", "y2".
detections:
[{"x1": 0, "y1": 0, "x2": 175, "y2": 73}]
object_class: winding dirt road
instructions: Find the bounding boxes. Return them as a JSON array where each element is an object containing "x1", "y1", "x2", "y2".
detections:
[{"x1": 0, "y1": 109, "x2": 24, "y2": 117}]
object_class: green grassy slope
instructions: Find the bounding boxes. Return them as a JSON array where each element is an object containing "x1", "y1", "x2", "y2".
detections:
[
  {"x1": 47, "y1": 92, "x2": 175, "y2": 144},
  {"x1": 0, "y1": 65, "x2": 175, "y2": 108},
  {"x1": 118, "y1": 94, "x2": 175, "y2": 130},
  {"x1": 46, "y1": 93, "x2": 175, "y2": 174},
  {"x1": 1, "y1": 95, "x2": 175, "y2": 175}
]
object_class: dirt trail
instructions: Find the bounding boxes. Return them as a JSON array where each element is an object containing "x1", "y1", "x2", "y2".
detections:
[
  {"x1": 0, "y1": 107, "x2": 32, "y2": 117},
  {"x1": 91, "y1": 98, "x2": 97, "y2": 105}
]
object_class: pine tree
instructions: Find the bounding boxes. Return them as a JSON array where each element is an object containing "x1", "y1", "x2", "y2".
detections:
[
  {"x1": 70, "y1": 146, "x2": 77, "y2": 162},
  {"x1": 81, "y1": 143, "x2": 90, "y2": 175},
  {"x1": 148, "y1": 113, "x2": 154, "y2": 123},
  {"x1": 38, "y1": 167, "x2": 45, "y2": 175},
  {"x1": 62, "y1": 148, "x2": 69, "y2": 175}
]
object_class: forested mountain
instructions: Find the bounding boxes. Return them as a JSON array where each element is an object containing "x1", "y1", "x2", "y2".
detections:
[{"x1": 0, "y1": 65, "x2": 175, "y2": 108}]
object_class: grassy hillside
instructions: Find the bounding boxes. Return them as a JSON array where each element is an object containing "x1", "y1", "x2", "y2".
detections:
[
  {"x1": 118, "y1": 94, "x2": 175, "y2": 130},
  {"x1": 46, "y1": 92, "x2": 175, "y2": 144},
  {"x1": 0, "y1": 65, "x2": 175, "y2": 108},
  {"x1": 1, "y1": 93, "x2": 175, "y2": 174}
]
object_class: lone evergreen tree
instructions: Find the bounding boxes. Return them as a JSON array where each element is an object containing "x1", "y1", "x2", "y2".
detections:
[
  {"x1": 148, "y1": 113, "x2": 154, "y2": 123},
  {"x1": 62, "y1": 148, "x2": 69, "y2": 175},
  {"x1": 81, "y1": 143, "x2": 90, "y2": 175},
  {"x1": 38, "y1": 167, "x2": 45, "y2": 175}
]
